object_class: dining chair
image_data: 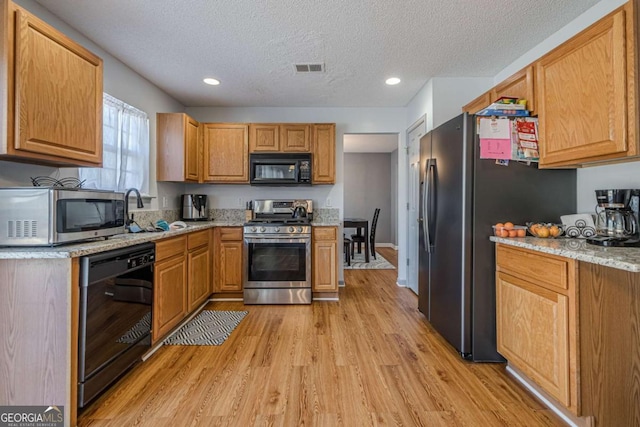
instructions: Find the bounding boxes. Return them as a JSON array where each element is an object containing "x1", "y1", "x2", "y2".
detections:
[
  {"x1": 351, "y1": 208, "x2": 380, "y2": 260},
  {"x1": 343, "y1": 234, "x2": 351, "y2": 266}
]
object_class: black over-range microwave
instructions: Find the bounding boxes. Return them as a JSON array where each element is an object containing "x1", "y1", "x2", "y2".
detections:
[{"x1": 249, "y1": 153, "x2": 312, "y2": 186}]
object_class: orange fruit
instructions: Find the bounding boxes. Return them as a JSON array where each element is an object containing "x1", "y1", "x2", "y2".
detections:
[
  {"x1": 495, "y1": 223, "x2": 504, "y2": 229},
  {"x1": 499, "y1": 229, "x2": 509, "y2": 238},
  {"x1": 516, "y1": 229, "x2": 526, "y2": 237},
  {"x1": 504, "y1": 222, "x2": 514, "y2": 230},
  {"x1": 537, "y1": 227, "x2": 550, "y2": 238},
  {"x1": 508, "y1": 230, "x2": 517, "y2": 237},
  {"x1": 549, "y1": 225, "x2": 560, "y2": 237}
]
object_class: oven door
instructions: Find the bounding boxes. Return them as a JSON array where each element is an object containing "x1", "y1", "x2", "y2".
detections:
[{"x1": 243, "y1": 236, "x2": 310, "y2": 288}]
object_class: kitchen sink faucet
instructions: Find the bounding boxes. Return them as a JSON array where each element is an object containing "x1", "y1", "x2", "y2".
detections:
[{"x1": 124, "y1": 188, "x2": 144, "y2": 228}]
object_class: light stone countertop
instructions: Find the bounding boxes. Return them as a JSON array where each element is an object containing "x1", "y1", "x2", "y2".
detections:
[
  {"x1": 311, "y1": 221, "x2": 341, "y2": 226},
  {"x1": 0, "y1": 221, "x2": 243, "y2": 260},
  {"x1": 490, "y1": 236, "x2": 640, "y2": 273}
]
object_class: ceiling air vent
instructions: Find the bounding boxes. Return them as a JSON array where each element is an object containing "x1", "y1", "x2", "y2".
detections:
[{"x1": 294, "y1": 63, "x2": 325, "y2": 73}]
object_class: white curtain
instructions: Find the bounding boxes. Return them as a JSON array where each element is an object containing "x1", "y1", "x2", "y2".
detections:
[{"x1": 80, "y1": 93, "x2": 150, "y2": 194}]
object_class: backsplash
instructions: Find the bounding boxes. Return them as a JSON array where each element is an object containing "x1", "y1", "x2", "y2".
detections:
[
  {"x1": 313, "y1": 208, "x2": 340, "y2": 223},
  {"x1": 128, "y1": 208, "x2": 339, "y2": 225}
]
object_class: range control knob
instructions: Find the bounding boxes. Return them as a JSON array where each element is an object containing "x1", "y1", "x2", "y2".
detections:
[
  {"x1": 297, "y1": 227, "x2": 303, "y2": 232},
  {"x1": 251, "y1": 227, "x2": 257, "y2": 232},
  {"x1": 260, "y1": 226, "x2": 266, "y2": 232},
  {"x1": 274, "y1": 227, "x2": 280, "y2": 232},
  {"x1": 288, "y1": 226, "x2": 295, "y2": 233}
]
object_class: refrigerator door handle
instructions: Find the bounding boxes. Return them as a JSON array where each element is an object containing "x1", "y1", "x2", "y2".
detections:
[
  {"x1": 429, "y1": 159, "x2": 437, "y2": 246},
  {"x1": 423, "y1": 158, "x2": 433, "y2": 252}
]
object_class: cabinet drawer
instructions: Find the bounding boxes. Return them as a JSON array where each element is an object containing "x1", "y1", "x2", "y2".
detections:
[
  {"x1": 187, "y1": 229, "x2": 210, "y2": 250},
  {"x1": 156, "y1": 236, "x2": 187, "y2": 261},
  {"x1": 496, "y1": 245, "x2": 571, "y2": 291},
  {"x1": 313, "y1": 227, "x2": 337, "y2": 241},
  {"x1": 218, "y1": 227, "x2": 242, "y2": 241}
]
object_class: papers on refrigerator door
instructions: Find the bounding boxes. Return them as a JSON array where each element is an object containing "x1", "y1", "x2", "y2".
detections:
[
  {"x1": 478, "y1": 117, "x2": 539, "y2": 162},
  {"x1": 479, "y1": 118, "x2": 511, "y2": 159}
]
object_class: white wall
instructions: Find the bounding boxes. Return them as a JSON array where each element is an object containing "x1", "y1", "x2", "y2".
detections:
[
  {"x1": 493, "y1": 0, "x2": 634, "y2": 214},
  {"x1": 390, "y1": 149, "x2": 398, "y2": 246},
  {"x1": 2, "y1": 1, "x2": 185, "y2": 209}
]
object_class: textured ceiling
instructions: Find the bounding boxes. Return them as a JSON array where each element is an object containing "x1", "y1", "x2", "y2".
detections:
[{"x1": 34, "y1": 0, "x2": 601, "y2": 108}]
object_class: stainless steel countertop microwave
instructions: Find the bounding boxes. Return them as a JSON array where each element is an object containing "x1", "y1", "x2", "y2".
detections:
[{"x1": 0, "y1": 187, "x2": 125, "y2": 246}]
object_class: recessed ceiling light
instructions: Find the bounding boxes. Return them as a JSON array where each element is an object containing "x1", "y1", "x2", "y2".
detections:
[
  {"x1": 385, "y1": 77, "x2": 401, "y2": 85},
  {"x1": 203, "y1": 78, "x2": 220, "y2": 86}
]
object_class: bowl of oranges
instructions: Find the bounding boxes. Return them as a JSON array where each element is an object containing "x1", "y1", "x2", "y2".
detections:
[
  {"x1": 493, "y1": 222, "x2": 527, "y2": 238},
  {"x1": 527, "y1": 222, "x2": 563, "y2": 238}
]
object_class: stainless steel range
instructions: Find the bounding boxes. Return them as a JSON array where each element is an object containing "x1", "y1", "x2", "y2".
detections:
[{"x1": 243, "y1": 199, "x2": 313, "y2": 304}]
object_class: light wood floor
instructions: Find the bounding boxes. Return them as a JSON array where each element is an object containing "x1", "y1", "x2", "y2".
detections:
[{"x1": 79, "y1": 247, "x2": 563, "y2": 426}]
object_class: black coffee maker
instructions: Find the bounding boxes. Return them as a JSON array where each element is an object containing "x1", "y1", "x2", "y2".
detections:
[{"x1": 586, "y1": 189, "x2": 640, "y2": 247}]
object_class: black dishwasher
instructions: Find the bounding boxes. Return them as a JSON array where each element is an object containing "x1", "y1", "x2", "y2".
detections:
[{"x1": 78, "y1": 242, "x2": 155, "y2": 408}]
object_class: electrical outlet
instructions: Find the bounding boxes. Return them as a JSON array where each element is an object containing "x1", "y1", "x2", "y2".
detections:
[
  {"x1": 326, "y1": 197, "x2": 331, "y2": 207},
  {"x1": 238, "y1": 197, "x2": 244, "y2": 207},
  {"x1": 162, "y1": 196, "x2": 168, "y2": 208}
]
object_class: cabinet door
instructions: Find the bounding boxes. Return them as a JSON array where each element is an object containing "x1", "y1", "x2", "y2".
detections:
[
  {"x1": 188, "y1": 244, "x2": 211, "y2": 312},
  {"x1": 312, "y1": 124, "x2": 335, "y2": 184},
  {"x1": 14, "y1": 8, "x2": 103, "y2": 165},
  {"x1": 249, "y1": 124, "x2": 279, "y2": 152},
  {"x1": 312, "y1": 227, "x2": 338, "y2": 292},
  {"x1": 281, "y1": 124, "x2": 311, "y2": 152},
  {"x1": 462, "y1": 92, "x2": 491, "y2": 114},
  {"x1": 496, "y1": 271, "x2": 570, "y2": 406},
  {"x1": 214, "y1": 228, "x2": 243, "y2": 292},
  {"x1": 153, "y1": 256, "x2": 188, "y2": 342},
  {"x1": 203, "y1": 124, "x2": 249, "y2": 182},
  {"x1": 157, "y1": 113, "x2": 200, "y2": 182},
  {"x1": 185, "y1": 116, "x2": 201, "y2": 181},
  {"x1": 491, "y1": 66, "x2": 535, "y2": 113},
  {"x1": 536, "y1": 8, "x2": 628, "y2": 165}
]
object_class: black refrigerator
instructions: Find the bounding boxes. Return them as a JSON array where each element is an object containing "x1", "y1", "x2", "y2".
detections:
[{"x1": 417, "y1": 113, "x2": 576, "y2": 361}]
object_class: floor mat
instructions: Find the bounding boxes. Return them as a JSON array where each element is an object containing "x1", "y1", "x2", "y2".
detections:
[
  {"x1": 343, "y1": 251, "x2": 395, "y2": 269},
  {"x1": 163, "y1": 310, "x2": 248, "y2": 346}
]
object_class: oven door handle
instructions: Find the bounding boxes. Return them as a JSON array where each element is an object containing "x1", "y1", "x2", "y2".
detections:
[{"x1": 244, "y1": 236, "x2": 310, "y2": 243}]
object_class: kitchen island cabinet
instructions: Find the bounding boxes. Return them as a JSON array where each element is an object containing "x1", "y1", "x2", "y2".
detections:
[
  {"x1": 492, "y1": 238, "x2": 640, "y2": 426},
  {"x1": 0, "y1": 0, "x2": 103, "y2": 167},
  {"x1": 157, "y1": 113, "x2": 201, "y2": 182}
]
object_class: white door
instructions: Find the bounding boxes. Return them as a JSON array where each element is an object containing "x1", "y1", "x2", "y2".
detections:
[{"x1": 407, "y1": 117, "x2": 426, "y2": 295}]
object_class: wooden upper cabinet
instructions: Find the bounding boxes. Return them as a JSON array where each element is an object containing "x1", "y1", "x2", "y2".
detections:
[
  {"x1": 536, "y1": 5, "x2": 635, "y2": 167},
  {"x1": 249, "y1": 124, "x2": 279, "y2": 152},
  {"x1": 202, "y1": 123, "x2": 249, "y2": 182},
  {"x1": 312, "y1": 124, "x2": 335, "y2": 184},
  {"x1": 281, "y1": 124, "x2": 311, "y2": 152},
  {"x1": 0, "y1": 4, "x2": 103, "y2": 166},
  {"x1": 157, "y1": 113, "x2": 201, "y2": 182},
  {"x1": 491, "y1": 66, "x2": 535, "y2": 114},
  {"x1": 462, "y1": 91, "x2": 491, "y2": 114}
]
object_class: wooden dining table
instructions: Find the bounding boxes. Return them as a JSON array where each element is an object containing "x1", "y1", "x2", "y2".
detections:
[{"x1": 343, "y1": 217, "x2": 369, "y2": 263}]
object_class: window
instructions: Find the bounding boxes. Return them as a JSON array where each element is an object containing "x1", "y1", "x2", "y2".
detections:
[{"x1": 80, "y1": 93, "x2": 150, "y2": 194}]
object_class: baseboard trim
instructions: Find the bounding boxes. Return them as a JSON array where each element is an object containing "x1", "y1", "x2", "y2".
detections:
[
  {"x1": 396, "y1": 279, "x2": 407, "y2": 287},
  {"x1": 376, "y1": 242, "x2": 395, "y2": 248},
  {"x1": 338, "y1": 280, "x2": 345, "y2": 287},
  {"x1": 506, "y1": 365, "x2": 592, "y2": 427},
  {"x1": 313, "y1": 297, "x2": 339, "y2": 301}
]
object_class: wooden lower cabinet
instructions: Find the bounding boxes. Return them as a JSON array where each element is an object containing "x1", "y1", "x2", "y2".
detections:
[
  {"x1": 153, "y1": 246, "x2": 188, "y2": 343},
  {"x1": 187, "y1": 230, "x2": 212, "y2": 311},
  {"x1": 495, "y1": 244, "x2": 579, "y2": 414},
  {"x1": 312, "y1": 226, "x2": 338, "y2": 292},
  {"x1": 153, "y1": 230, "x2": 214, "y2": 343},
  {"x1": 214, "y1": 227, "x2": 243, "y2": 292}
]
